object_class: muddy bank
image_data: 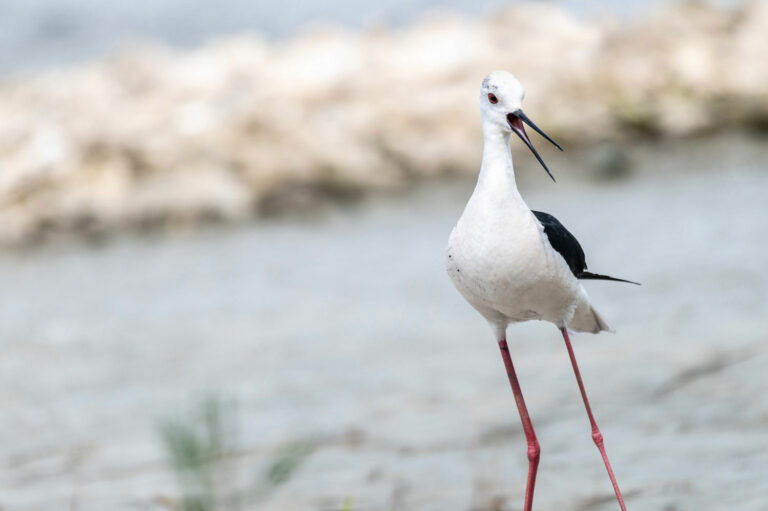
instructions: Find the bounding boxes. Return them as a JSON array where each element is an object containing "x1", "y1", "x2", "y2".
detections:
[{"x1": 1, "y1": 134, "x2": 767, "y2": 510}]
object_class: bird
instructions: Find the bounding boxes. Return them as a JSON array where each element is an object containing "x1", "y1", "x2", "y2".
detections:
[{"x1": 446, "y1": 70, "x2": 638, "y2": 511}]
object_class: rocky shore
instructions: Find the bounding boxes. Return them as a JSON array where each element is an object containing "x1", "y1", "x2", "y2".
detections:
[{"x1": 0, "y1": 2, "x2": 767, "y2": 245}]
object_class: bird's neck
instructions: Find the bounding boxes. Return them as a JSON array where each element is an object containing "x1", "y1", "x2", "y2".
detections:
[{"x1": 477, "y1": 126, "x2": 520, "y2": 199}]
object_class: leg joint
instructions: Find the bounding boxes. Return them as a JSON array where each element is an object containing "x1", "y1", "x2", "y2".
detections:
[
  {"x1": 591, "y1": 428, "x2": 604, "y2": 447},
  {"x1": 527, "y1": 441, "x2": 540, "y2": 462}
]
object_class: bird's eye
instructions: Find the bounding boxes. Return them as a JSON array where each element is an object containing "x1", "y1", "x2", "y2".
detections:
[{"x1": 488, "y1": 93, "x2": 498, "y2": 104}]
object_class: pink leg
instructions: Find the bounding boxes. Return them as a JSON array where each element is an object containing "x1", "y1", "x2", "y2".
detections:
[
  {"x1": 497, "y1": 338, "x2": 540, "y2": 511},
  {"x1": 561, "y1": 328, "x2": 627, "y2": 510}
]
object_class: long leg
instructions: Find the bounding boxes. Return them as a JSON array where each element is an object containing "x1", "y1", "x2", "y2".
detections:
[
  {"x1": 497, "y1": 338, "x2": 540, "y2": 511},
  {"x1": 561, "y1": 328, "x2": 627, "y2": 510}
]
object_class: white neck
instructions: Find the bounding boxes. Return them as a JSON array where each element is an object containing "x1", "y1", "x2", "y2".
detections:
[{"x1": 476, "y1": 123, "x2": 520, "y2": 200}]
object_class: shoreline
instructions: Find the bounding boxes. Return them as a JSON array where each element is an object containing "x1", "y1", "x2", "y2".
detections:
[
  {"x1": 1, "y1": 2, "x2": 767, "y2": 247},
  {"x1": 2, "y1": 130, "x2": 764, "y2": 252}
]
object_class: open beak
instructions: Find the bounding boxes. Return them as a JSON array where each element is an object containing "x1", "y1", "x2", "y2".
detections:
[{"x1": 507, "y1": 109, "x2": 563, "y2": 183}]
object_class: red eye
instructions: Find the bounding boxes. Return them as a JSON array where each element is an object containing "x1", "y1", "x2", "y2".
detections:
[{"x1": 488, "y1": 93, "x2": 498, "y2": 104}]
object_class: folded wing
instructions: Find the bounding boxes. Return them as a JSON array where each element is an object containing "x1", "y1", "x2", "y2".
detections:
[{"x1": 532, "y1": 210, "x2": 639, "y2": 285}]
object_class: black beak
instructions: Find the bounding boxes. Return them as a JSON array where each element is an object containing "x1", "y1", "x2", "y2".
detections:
[{"x1": 507, "y1": 109, "x2": 563, "y2": 183}]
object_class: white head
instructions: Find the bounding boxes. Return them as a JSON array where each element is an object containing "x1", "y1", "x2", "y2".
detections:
[{"x1": 479, "y1": 71, "x2": 563, "y2": 182}]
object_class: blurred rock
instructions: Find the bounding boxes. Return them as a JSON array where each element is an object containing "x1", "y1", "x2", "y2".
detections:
[{"x1": 0, "y1": 2, "x2": 767, "y2": 245}]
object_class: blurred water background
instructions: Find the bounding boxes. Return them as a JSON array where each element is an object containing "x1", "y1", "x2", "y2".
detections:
[
  {"x1": 0, "y1": 0, "x2": 745, "y2": 74},
  {"x1": 0, "y1": 1, "x2": 767, "y2": 510}
]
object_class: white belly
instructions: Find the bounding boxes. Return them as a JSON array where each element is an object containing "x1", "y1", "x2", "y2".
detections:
[{"x1": 446, "y1": 200, "x2": 583, "y2": 329}]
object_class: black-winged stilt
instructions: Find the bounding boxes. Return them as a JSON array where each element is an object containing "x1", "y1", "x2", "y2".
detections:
[{"x1": 446, "y1": 71, "x2": 638, "y2": 511}]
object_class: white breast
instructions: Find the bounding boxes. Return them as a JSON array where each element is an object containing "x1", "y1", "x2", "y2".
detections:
[{"x1": 446, "y1": 181, "x2": 583, "y2": 330}]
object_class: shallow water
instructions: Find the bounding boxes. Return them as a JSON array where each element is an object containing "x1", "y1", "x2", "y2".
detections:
[{"x1": 0, "y1": 135, "x2": 767, "y2": 510}]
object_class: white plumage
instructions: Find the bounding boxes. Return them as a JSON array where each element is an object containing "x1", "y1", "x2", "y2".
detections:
[{"x1": 446, "y1": 71, "x2": 611, "y2": 338}]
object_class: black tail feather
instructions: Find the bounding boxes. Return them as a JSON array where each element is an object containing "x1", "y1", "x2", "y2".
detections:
[{"x1": 578, "y1": 271, "x2": 640, "y2": 285}]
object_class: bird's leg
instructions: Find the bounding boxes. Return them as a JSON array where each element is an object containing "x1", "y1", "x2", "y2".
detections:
[
  {"x1": 560, "y1": 328, "x2": 627, "y2": 510},
  {"x1": 497, "y1": 338, "x2": 540, "y2": 511}
]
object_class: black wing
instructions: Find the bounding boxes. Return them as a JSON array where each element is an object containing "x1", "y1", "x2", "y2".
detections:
[
  {"x1": 532, "y1": 210, "x2": 639, "y2": 285},
  {"x1": 532, "y1": 210, "x2": 586, "y2": 275}
]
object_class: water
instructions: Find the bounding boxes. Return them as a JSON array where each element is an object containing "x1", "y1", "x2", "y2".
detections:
[
  {"x1": 0, "y1": 0, "x2": 746, "y2": 75},
  {"x1": 1, "y1": 135, "x2": 767, "y2": 510}
]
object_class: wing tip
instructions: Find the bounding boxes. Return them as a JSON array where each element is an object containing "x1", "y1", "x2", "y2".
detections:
[{"x1": 578, "y1": 271, "x2": 641, "y2": 286}]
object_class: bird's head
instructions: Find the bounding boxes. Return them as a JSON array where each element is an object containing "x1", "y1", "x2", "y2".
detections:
[{"x1": 479, "y1": 70, "x2": 562, "y2": 182}]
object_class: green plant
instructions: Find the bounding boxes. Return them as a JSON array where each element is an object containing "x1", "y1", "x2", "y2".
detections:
[
  {"x1": 158, "y1": 395, "x2": 238, "y2": 511},
  {"x1": 158, "y1": 394, "x2": 317, "y2": 511},
  {"x1": 265, "y1": 441, "x2": 314, "y2": 485}
]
